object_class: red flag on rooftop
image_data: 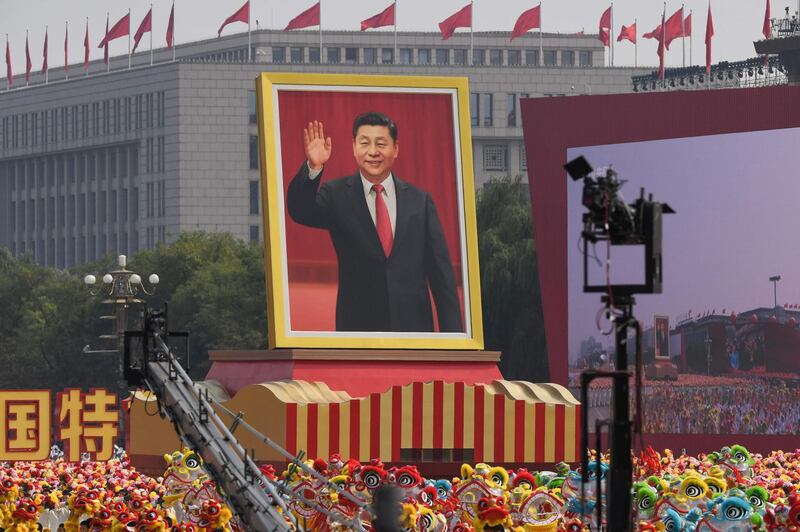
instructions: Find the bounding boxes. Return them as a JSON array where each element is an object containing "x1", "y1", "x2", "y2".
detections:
[
  {"x1": 285, "y1": 2, "x2": 320, "y2": 31},
  {"x1": 133, "y1": 9, "x2": 152, "y2": 53},
  {"x1": 25, "y1": 34, "x2": 31, "y2": 83},
  {"x1": 643, "y1": 23, "x2": 662, "y2": 40},
  {"x1": 617, "y1": 22, "x2": 636, "y2": 43},
  {"x1": 664, "y1": 7, "x2": 684, "y2": 49},
  {"x1": 5, "y1": 39, "x2": 12, "y2": 87},
  {"x1": 42, "y1": 29, "x2": 48, "y2": 74},
  {"x1": 510, "y1": 4, "x2": 540, "y2": 41},
  {"x1": 99, "y1": 13, "x2": 130, "y2": 48},
  {"x1": 439, "y1": 4, "x2": 472, "y2": 40},
  {"x1": 684, "y1": 12, "x2": 692, "y2": 37},
  {"x1": 219, "y1": 1, "x2": 249, "y2": 36},
  {"x1": 84, "y1": 20, "x2": 90, "y2": 70},
  {"x1": 705, "y1": 2, "x2": 713, "y2": 75},
  {"x1": 361, "y1": 3, "x2": 395, "y2": 31},
  {"x1": 166, "y1": 3, "x2": 175, "y2": 48},
  {"x1": 763, "y1": 0, "x2": 771, "y2": 38},
  {"x1": 598, "y1": 6, "x2": 611, "y2": 46}
]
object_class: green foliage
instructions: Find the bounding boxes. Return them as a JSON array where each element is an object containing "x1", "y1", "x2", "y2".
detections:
[
  {"x1": 129, "y1": 232, "x2": 268, "y2": 378},
  {"x1": 476, "y1": 175, "x2": 549, "y2": 381},
  {"x1": 0, "y1": 232, "x2": 268, "y2": 390}
]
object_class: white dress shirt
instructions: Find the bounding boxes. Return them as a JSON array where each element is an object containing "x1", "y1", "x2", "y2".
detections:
[{"x1": 307, "y1": 163, "x2": 397, "y2": 235}]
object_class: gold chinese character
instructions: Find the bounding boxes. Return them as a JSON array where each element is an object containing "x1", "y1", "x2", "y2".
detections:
[
  {"x1": 0, "y1": 391, "x2": 50, "y2": 461},
  {"x1": 57, "y1": 389, "x2": 119, "y2": 461}
]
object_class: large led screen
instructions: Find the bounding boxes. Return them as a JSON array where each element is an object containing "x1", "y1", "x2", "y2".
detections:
[
  {"x1": 522, "y1": 85, "x2": 800, "y2": 453},
  {"x1": 568, "y1": 129, "x2": 800, "y2": 435}
]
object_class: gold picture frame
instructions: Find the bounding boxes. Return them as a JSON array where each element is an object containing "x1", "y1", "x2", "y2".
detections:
[{"x1": 256, "y1": 73, "x2": 483, "y2": 350}]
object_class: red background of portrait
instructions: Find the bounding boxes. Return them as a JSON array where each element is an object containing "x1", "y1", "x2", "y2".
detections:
[{"x1": 277, "y1": 90, "x2": 465, "y2": 331}]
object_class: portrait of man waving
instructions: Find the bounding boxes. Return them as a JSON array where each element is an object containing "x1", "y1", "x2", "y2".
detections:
[{"x1": 287, "y1": 112, "x2": 464, "y2": 333}]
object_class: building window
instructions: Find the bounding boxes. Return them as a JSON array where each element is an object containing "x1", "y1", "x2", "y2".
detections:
[
  {"x1": 506, "y1": 94, "x2": 517, "y2": 127},
  {"x1": 290, "y1": 47, "x2": 303, "y2": 63},
  {"x1": 525, "y1": 49, "x2": 538, "y2": 66},
  {"x1": 579, "y1": 50, "x2": 592, "y2": 66},
  {"x1": 249, "y1": 180, "x2": 259, "y2": 215},
  {"x1": 481, "y1": 93, "x2": 493, "y2": 126},
  {"x1": 520, "y1": 144, "x2": 527, "y2": 170},
  {"x1": 508, "y1": 49, "x2": 521, "y2": 66},
  {"x1": 249, "y1": 225, "x2": 260, "y2": 242},
  {"x1": 327, "y1": 47, "x2": 340, "y2": 63},
  {"x1": 381, "y1": 48, "x2": 394, "y2": 64},
  {"x1": 543, "y1": 50, "x2": 556, "y2": 66},
  {"x1": 470, "y1": 93, "x2": 479, "y2": 127},
  {"x1": 345, "y1": 47, "x2": 358, "y2": 64},
  {"x1": 309, "y1": 47, "x2": 320, "y2": 63},
  {"x1": 489, "y1": 49, "x2": 503, "y2": 65},
  {"x1": 454, "y1": 49, "x2": 467, "y2": 65},
  {"x1": 562, "y1": 50, "x2": 575, "y2": 66},
  {"x1": 484, "y1": 145, "x2": 507, "y2": 171},
  {"x1": 363, "y1": 47, "x2": 377, "y2": 64},
  {"x1": 472, "y1": 48, "x2": 485, "y2": 65},
  {"x1": 436, "y1": 48, "x2": 449, "y2": 65},
  {"x1": 418, "y1": 48, "x2": 431, "y2": 64},
  {"x1": 248, "y1": 91, "x2": 257, "y2": 124},
  {"x1": 249, "y1": 135, "x2": 259, "y2": 169},
  {"x1": 158, "y1": 136, "x2": 165, "y2": 172},
  {"x1": 399, "y1": 48, "x2": 413, "y2": 64},
  {"x1": 272, "y1": 47, "x2": 286, "y2": 63}
]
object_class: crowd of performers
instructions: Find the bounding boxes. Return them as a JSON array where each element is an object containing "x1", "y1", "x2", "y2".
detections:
[
  {"x1": 2, "y1": 443, "x2": 800, "y2": 530},
  {"x1": 583, "y1": 376, "x2": 800, "y2": 435}
]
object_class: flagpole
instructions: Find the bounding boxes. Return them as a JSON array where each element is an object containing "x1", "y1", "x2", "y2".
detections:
[
  {"x1": 469, "y1": 0, "x2": 474, "y2": 66},
  {"x1": 172, "y1": 1, "x2": 176, "y2": 62},
  {"x1": 319, "y1": 0, "x2": 323, "y2": 64},
  {"x1": 128, "y1": 8, "x2": 132, "y2": 69},
  {"x1": 247, "y1": 0, "x2": 251, "y2": 62},
  {"x1": 5, "y1": 34, "x2": 8, "y2": 91},
  {"x1": 662, "y1": 2, "x2": 666, "y2": 86},
  {"x1": 65, "y1": 21, "x2": 69, "y2": 80},
  {"x1": 538, "y1": 2, "x2": 543, "y2": 66},
  {"x1": 610, "y1": 2, "x2": 614, "y2": 67},
  {"x1": 150, "y1": 3, "x2": 154, "y2": 65},
  {"x1": 681, "y1": 3, "x2": 685, "y2": 68},
  {"x1": 45, "y1": 26, "x2": 49, "y2": 83},
  {"x1": 689, "y1": 9, "x2": 693, "y2": 66},
  {"x1": 393, "y1": 0, "x2": 398, "y2": 65},
  {"x1": 85, "y1": 18, "x2": 89, "y2": 76},
  {"x1": 26, "y1": 30, "x2": 29, "y2": 86},
  {"x1": 634, "y1": 18, "x2": 637, "y2": 67},
  {"x1": 106, "y1": 13, "x2": 110, "y2": 73}
]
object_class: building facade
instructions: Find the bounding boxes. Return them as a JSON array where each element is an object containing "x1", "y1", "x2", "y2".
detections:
[{"x1": 0, "y1": 29, "x2": 647, "y2": 268}]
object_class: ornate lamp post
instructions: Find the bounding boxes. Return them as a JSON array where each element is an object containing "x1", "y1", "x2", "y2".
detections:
[{"x1": 83, "y1": 254, "x2": 159, "y2": 355}]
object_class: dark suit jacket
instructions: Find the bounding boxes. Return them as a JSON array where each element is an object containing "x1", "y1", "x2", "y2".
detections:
[{"x1": 287, "y1": 163, "x2": 464, "y2": 333}]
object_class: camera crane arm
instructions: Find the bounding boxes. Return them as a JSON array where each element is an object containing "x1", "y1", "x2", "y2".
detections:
[{"x1": 124, "y1": 307, "x2": 295, "y2": 531}]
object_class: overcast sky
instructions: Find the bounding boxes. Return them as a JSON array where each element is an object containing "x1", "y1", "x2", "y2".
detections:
[{"x1": 1, "y1": 0, "x2": 796, "y2": 75}]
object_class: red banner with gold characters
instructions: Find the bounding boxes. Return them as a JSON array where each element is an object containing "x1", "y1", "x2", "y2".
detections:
[{"x1": 0, "y1": 388, "x2": 119, "y2": 462}]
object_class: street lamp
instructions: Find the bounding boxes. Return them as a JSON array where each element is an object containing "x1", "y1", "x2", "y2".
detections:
[
  {"x1": 769, "y1": 275, "x2": 781, "y2": 308},
  {"x1": 83, "y1": 254, "x2": 159, "y2": 354}
]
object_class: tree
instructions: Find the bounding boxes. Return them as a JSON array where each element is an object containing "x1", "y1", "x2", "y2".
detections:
[
  {"x1": 476, "y1": 176, "x2": 549, "y2": 382},
  {"x1": 129, "y1": 232, "x2": 268, "y2": 378}
]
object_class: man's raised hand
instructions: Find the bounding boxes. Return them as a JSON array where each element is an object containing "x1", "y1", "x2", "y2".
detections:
[{"x1": 303, "y1": 120, "x2": 332, "y2": 171}]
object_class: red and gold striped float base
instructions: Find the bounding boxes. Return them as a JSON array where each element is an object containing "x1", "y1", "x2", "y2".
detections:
[{"x1": 128, "y1": 379, "x2": 580, "y2": 473}]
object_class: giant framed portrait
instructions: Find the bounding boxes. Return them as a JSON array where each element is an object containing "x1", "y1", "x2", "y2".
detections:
[{"x1": 255, "y1": 73, "x2": 483, "y2": 350}]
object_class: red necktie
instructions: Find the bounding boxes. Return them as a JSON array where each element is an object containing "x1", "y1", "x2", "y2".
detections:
[{"x1": 372, "y1": 183, "x2": 393, "y2": 257}]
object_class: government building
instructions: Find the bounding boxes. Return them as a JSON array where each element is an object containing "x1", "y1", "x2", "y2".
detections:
[{"x1": 0, "y1": 29, "x2": 645, "y2": 267}]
